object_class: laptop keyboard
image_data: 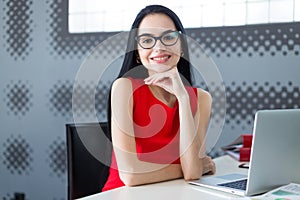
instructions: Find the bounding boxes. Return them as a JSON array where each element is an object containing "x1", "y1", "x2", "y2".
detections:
[{"x1": 218, "y1": 179, "x2": 248, "y2": 190}]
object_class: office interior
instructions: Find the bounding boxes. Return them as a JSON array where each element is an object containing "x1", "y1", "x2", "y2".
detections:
[{"x1": 0, "y1": 0, "x2": 299, "y2": 199}]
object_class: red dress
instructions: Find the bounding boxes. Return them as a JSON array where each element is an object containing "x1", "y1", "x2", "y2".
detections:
[{"x1": 102, "y1": 78, "x2": 198, "y2": 192}]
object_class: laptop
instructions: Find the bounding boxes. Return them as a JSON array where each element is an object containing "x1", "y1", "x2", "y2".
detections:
[{"x1": 189, "y1": 109, "x2": 300, "y2": 196}]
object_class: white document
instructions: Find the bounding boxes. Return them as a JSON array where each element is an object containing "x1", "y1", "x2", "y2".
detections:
[{"x1": 232, "y1": 183, "x2": 300, "y2": 200}]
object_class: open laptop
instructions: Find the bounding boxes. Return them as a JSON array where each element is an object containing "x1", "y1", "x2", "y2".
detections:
[{"x1": 189, "y1": 109, "x2": 300, "y2": 196}]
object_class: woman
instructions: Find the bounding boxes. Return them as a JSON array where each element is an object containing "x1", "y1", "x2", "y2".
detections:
[{"x1": 102, "y1": 5, "x2": 215, "y2": 192}]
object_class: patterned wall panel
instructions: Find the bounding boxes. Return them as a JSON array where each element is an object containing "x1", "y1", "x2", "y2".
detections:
[
  {"x1": 48, "y1": 80, "x2": 73, "y2": 118},
  {"x1": 46, "y1": 0, "x2": 116, "y2": 59},
  {"x1": 194, "y1": 81, "x2": 226, "y2": 127},
  {"x1": 4, "y1": 81, "x2": 33, "y2": 117},
  {"x1": 196, "y1": 80, "x2": 300, "y2": 131},
  {"x1": 48, "y1": 80, "x2": 111, "y2": 121},
  {"x1": 46, "y1": 137, "x2": 66, "y2": 180},
  {"x1": 225, "y1": 81, "x2": 300, "y2": 129},
  {"x1": 187, "y1": 22, "x2": 300, "y2": 57},
  {"x1": 2, "y1": 134, "x2": 33, "y2": 175},
  {"x1": 45, "y1": 0, "x2": 300, "y2": 59},
  {"x1": 2, "y1": 0, "x2": 34, "y2": 60}
]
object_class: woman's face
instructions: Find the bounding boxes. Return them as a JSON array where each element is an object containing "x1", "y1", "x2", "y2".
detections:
[{"x1": 137, "y1": 13, "x2": 181, "y2": 75}]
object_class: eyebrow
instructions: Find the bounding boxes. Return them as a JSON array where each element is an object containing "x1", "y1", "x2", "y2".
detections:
[{"x1": 137, "y1": 29, "x2": 176, "y2": 37}]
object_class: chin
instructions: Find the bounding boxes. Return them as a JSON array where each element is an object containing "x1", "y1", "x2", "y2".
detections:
[
  {"x1": 153, "y1": 67, "x2": 173, "y2": 73},
  {"x1": 147, "y1": 63, "x2": 174, "y2": 73}
]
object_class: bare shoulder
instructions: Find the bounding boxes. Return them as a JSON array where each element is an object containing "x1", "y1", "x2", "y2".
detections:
[
  {"x1": 196, "y1": 88, "x2": 212, "y2": 106},
  {"x1": 112, "y1": 77, "x2": 132, "y2": 88},
  {"x1": 195, "y1": 88, "x2": 212, "y2": 118},
  {"x1": 111, "y1": 77, "x2": 132, "y2": 94},
  {"x1": 111, "y1": 78, "x2": 133, "y2": 116}
]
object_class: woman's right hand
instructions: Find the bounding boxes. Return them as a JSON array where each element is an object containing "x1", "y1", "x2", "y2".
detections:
[{"x1": 144, "y1": 67, "x2": 188, "y2": 99}]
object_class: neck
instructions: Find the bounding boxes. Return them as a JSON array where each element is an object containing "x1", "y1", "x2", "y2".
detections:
[{"x1": 148, "y1": 85, "x2": 176, "y2": 107}]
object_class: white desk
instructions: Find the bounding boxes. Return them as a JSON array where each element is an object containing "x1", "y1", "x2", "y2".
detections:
[{"x1": 78, "y1": 155, "x2": 248, "y2": 200}]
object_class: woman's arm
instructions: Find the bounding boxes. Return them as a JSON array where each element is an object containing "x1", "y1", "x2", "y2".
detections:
[
  {"x1": 144, "y1": 68, "x2": 215, "y2": 180},
  {"x1": 177, "y1": 88, "x2": 212, "y2": 180},
  {"x1": 111, "y1": 78, "x2": 183, "y2": 186}
]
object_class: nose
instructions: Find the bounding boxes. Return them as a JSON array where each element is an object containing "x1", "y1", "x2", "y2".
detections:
[{"x1": 153, "y1": 39, "x2": 166, "y2": 50}]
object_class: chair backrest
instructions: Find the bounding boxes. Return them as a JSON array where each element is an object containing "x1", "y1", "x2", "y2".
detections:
[{"x1": 66, "y1": 122, "x2": 111, "y2": 200}]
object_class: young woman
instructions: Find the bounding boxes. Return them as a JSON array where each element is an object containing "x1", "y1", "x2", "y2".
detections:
[{"x1": 102, "y1": 5, "x2": 215, "y2": 192}]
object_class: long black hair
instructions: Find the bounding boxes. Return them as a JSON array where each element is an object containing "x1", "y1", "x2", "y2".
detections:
[
  {"x1": 118, "y1": 4, "x2": 192, "y2": 81},
  {"x1": 106, "y1": 5, "x2": 193, "y2": 142}
]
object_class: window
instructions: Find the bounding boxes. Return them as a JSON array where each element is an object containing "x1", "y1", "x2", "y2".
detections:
[{"x1": 68, "y1": 0, "x2": 300, "y2": 33}]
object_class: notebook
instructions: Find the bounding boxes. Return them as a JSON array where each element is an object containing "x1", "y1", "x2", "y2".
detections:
[{"x1": 189, "y1": 109, "x2": 300, "y2": 196}]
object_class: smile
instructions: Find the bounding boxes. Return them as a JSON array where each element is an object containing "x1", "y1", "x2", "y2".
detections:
[{"x1": 151, "y1": 55, "x2": 171, "y2": 61}]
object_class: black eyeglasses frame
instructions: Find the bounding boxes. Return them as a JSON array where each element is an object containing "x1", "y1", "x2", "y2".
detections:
[{"x1": 135, "y1": 30, "x2": 181, "y2": 49}]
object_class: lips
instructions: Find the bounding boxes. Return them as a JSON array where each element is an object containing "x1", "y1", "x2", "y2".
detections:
[{"x1": 151, "y1": 55, "x2": 171, "y2": 62}]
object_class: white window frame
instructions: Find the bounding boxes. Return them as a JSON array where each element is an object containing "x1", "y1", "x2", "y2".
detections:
[{"x1": 68, "y1": 0, "x2": 300, "y2": 33}]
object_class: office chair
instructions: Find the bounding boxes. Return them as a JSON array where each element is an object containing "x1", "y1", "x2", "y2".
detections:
[{"x1": 66, "y1": 122, "x2": 112, "y2": 200}]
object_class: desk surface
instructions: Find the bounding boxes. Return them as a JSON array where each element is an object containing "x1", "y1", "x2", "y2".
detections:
[{"x1": 78, "y1": 155, "x2": 247, "y2": 200}]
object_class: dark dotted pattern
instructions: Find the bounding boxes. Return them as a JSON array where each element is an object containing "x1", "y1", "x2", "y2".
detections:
[
  {"x1": 2, "y1": 0, "x2": 34, "y2": 60},
  {"x1": 187, "y1": 22, "x2": 300, "y2": 57},
  {"x1": 47, "y1": 137, "x2": 66, "y2": 179},
  {"x1": 95, "y1": 82, "x2": 112, "y2": 119},
  {"x1": 4, "y1": 81, "x2": 33, "y2": 117},
  {"x1": 46, "y1": 0, "x2": 116, "y2": 59},
  {"x1": 188, "y1": 23, "x2": 300, "y2": 57},
  {"x1": 48, "y1": 80, "x2": 111, "y2": 119},
  {"x1": 194, "y1": 81, "x2": 227, "y2": 127},
  {"x1": 48, "y1": 80, "x2": 73, "y2": 117},
  {"x1": 44, "y1": 1, "x2": 297, "y2": 58},
  {"x1": 2, "y1": 135, "x2": 33, "y2": 175},
  {"x1": 209, "y1": 83, "x2": 226, "y2": 125},
  {"x1": 46, "y1": 0, "x2": 300, "y2": 59},
  {"x1": 226, "y1": 81, "x2": 300, "y2": 129},
  {"x1": 196, "y1": 81, "x2": 300, "y2": 130}
]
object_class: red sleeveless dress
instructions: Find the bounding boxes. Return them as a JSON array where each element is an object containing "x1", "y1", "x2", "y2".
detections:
[{"x1": 102, "y1": 78, "x2": 198, "y2": 192}]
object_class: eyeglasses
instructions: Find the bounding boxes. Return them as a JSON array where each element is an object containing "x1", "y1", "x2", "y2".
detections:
[{"x1": 135, "y1": 30, "x2": 181, "y2": 49}]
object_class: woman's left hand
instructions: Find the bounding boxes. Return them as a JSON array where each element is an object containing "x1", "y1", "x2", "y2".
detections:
[
  {"x1": 201, "y1": 156, "x2": 216, "y2": 175},
  {"x1": 144, "y1": 67, "x2": 188, "y2": 98}
]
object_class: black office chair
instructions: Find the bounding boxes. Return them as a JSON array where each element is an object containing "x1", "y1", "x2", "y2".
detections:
[{"x1": 66, "y1": 122, "x2": 112, "y2": 200}]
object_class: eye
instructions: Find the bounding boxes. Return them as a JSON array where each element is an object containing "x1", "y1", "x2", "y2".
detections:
[
  {"x1": 139, "y1": 36, "x2": 154, "y2": 44},
  {"x1": 164, "y1": 35, "x2": 175, "y2": 41},
  {"x1": 163, "y1": 32, "x2": 178, "y2": 42}
]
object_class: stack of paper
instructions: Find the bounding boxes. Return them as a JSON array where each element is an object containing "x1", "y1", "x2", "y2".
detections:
[{"x1": 232, "y1": 183, "x2": 300, "y2": 200}]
